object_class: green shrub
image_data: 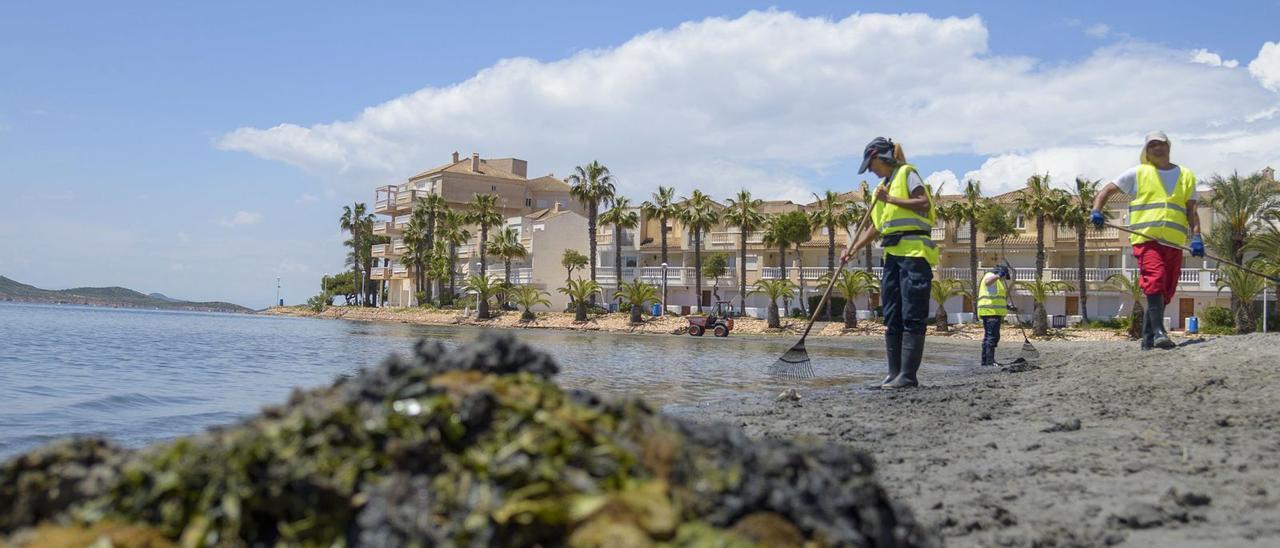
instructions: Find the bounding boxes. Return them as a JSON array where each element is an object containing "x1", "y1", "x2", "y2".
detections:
[
  {"x1": 1199, "y1": 324, "x2": 1235, "y2": 335},
  {"x1": 1080, "y1": 317, "x2": 1126, "y2": 329},
  {"x1": 1202, "y1": 306, "x2": 1233, "y2": 328},
  {"x1": 806, "y1": 296, "x2": 847, "y2": 320},
  {"x1": 306, "y1": 293, "x2": 330, "y2": 313}
]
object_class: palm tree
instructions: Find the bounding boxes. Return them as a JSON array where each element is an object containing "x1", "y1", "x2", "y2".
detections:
[
  {"x1": 929, "y1": 279, "x2": 970, "y2": 332},
  {"x1": 559, "y1": 278, "x2": 602, "y2": 322},
  {"x1": 641, "y1": 186, "x2": 680, "y2": 315},
  {"x1": 567, "y1": 161, "x2": 617, "y2": 296},
  {"x1": 750, "y1": 279, "x2": 797, "y2": 329},
  {"x1": 1215, "y1": 265, "x2": 1266, "y2": 334},
  {"x1": 1058, "y1": 178, "x2": 1109, "y2": 322},
  {"x1": 856, "y1": 181, "x2": 876, "y2": 272},
  {"x1": 1014, "y1": 174, "x2": 1070, "y2": 334},
  {"x1": 1016, "y1": 277, "x2": 1074, "y2": 336},
  {"x1": 397, "y1": 232, "x2": 431, "y2": 306},
  {"x1": 598, "y1": 196, "x2": 640, "y2": 303},
  {"x1": 511, "y1": 285, "x2": 551, "y2": 322},
  {"x1": 561, "y1": 249, "x2": 588, "y2": 282},
  {"x1": 1246, "y1": 224, "x2": 1280, "y2": 303},
  {"x1": 949, "y1": 180, "x2": 986, "y2": 313},
  {"x1": 722, "y1": 190, "x2": 765, "y2": 316},
  {"x1": 827, "y1": 269, "x2": 878, "y2": 328},
  {"x1": 412, "y1": 193, "x2": 446, "y2": 303},
  {"x1": 466, "y1": 193, "x2": 504, "y2": 283},
  {"x1": 809, "y1": 191, "x2": 854, "y2": 320},
  {"x1": 462, "y1": 274, "x2": 501, "y2": 320},
  {"x1": 676, "y1": 190, "x2": 721, "y2": 313},
  {"x1": 1207, "y1": 172, "x2": 1280, "y2": 332},
  {"x1": 485, "y1": 227, "x2": 527, "y2": 308},
  {"x1": 339, "y1": 203, "x2": 374, "y2": 306},
  {"x1": 1106, "y1": 272, "x2": 1145, "y2": 340},
  {"x1": 436, "y1": 209, "x2": 471, "y2": 306},
  {"x1": 977, "y1": 199, "x2": 1019, "y2": 257},
  {"x1": 762, "y1": 210, "x2": 812, "y2": 314},
  {"x1": 616, "y1": 280, "x2": 660, "y2": 324}
]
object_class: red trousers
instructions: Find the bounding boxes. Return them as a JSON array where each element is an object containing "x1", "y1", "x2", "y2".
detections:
[{"x1": 1133, "y1": 241, "x2": 1183, "y2": 303}]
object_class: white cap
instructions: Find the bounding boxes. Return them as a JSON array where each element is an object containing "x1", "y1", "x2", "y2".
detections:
[{"x1": 1144, "y1": 130, "x2": 1169, "y2": 144}]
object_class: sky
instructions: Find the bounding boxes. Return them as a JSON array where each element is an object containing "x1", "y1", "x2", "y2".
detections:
[{"x1": 2, "y1": 1, "x2": 1279, "y2": 308}]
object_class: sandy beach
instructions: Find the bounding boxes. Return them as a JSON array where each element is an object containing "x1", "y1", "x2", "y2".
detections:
[
  {"x1": 264, "y1": 305, "x2": 1131, "y2": 342},
  {"x1": 675, "y1": 334, "x2": 1280, "y2": 547}
]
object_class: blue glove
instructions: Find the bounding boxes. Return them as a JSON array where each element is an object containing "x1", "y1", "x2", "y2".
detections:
[
  {"x1": 1089, "y1": 209, "x2": 1104, "y2": 228},
  {"x1": 1190, "y1": 234, "x2": 1205, "y2": 257}
]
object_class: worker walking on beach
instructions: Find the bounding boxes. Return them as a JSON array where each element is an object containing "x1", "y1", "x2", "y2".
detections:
[
  {"x1": 1091, "y1": 131, "x2": 1203, "y2": 350},
  {"x1": 842, "y1": 137, "x2": 938, "y2": 389},
  {"x1": 978, "y1": 266, "x2": 1016, "y2": 366}
]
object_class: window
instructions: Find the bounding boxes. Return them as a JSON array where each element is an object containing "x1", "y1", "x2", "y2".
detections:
[
  {"x1": 1014, "y1": 215, "x2": 1026, "y2": 229},
  {"x1": 491, "y1": 185, "x2": 497, "y2": 192},
  {"x1": 745, "y1": 255, "x2": 759, "y2": 270},
  {"x1": 525, "y1": 198, "x2": 532, "y2": 207},
  {"x1": 624, "y1": 257, "x2": 638, "y2": 268}
]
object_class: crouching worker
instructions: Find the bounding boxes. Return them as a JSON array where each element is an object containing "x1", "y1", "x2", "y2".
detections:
[{"x1": 978, "y1": 266, "x2": 1017, "y2": 366}]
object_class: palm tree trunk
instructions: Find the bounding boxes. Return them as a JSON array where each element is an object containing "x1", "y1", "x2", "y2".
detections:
[
  {"x1": 694, "y1": 229, "x2": 704, "y2": 313},
  {"x1": 796, "y1": 246, "x2": 806, "y2": 316},
  {"x1": 504, "y1": 257, "x2": 512, "y2": 309},
  {"x1": 660, "y1": 216, "x2": 668, "y2": 316},
  {"x1": 936, "y1": 304, "x2": 949, "y2": 332},
  {"x1": 865, "y1": 246, "x2": 873, "y2": 273},
  {"x1": 1077, "y1": 226, "x2": 1089, "y2": 322},
  {"x1": 1034, "y1": 215, "x2": 1047, "y2": 336},
  {"x1": 969, "y1": 218, "x2": 978, "y2": 315},
  {"x1": 768, "y1": 297, "x2": 780, "y2": 328},
  {"x1": 479, "y1": 226, "x2": 489, "y2": 281},
  {"x1": 425, "y1": 212, "x2": 436, "y2": 303},
  {"x1": 739, "y1": 232, "x2": 748, "y2": 317},
  {"x1": 826, "y1": 227, "x2": 835, "y2": 320},
  {"x1": 588, "y1": 205, "x2": 598, "y2": 304},
  {"x1": 845, "y1": 295, "x2": 857, "y2": 328},
  {"x1": 614, "y1": 224, "x2": 623, "y2": 304},
  {"x1": 1129, "y1": 300, "x2": 1143, "y2": 339},
  {"x1": 448, "y1": 245, "x2": 457, "y2": 306}
]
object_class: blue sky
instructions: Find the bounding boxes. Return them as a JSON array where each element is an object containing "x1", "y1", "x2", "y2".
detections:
[{"x1": 2, "y1": 1, "x2": 1279, "y2": 308}]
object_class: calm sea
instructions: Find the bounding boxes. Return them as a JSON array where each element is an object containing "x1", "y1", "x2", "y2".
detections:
[{"x1": 0, "y1": 302, "x2": 967, "y2": 459}]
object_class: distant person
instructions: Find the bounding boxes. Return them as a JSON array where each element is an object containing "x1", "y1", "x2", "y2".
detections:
[
  {"x1": 842, "y1": 137, "x2": 938, "y2": 389},
  {"x1": 978, "y1": 266, "x2": 1016, "y2": 366},
  {"x1": 1091, "y1": 131, "x2": 1202, "y2": 350}
]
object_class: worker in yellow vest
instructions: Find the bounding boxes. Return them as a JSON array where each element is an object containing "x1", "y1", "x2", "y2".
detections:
[
  {"x1": 842, "y1": 137, "x2": 938, "y2": 389},
  {"x1": 978, "y1": 266, "x2": 1017, "y2": 366},
  {"x1": 1091, "y1": 131, "x2": 1202, "y2": 350}
]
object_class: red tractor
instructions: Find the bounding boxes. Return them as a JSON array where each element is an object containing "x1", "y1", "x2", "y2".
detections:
[{"x1": 687, "y1": 301, "x2": 735, "y2": 337}]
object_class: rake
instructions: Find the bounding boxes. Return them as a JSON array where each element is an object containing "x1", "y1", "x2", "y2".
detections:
[
  {"x1": 996, "y1": 258, "x2": 1040, "y2": 366},
  {"x1": 768, "y1": 189, "x2": 881, "y2": 379}
]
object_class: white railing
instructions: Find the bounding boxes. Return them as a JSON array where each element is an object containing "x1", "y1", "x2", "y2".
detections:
[
  {"x1": 456, "y1": 244, "x2": 477, "y2": 257},
  {"x1": 371, "y1": 244, "x2": 400, "y2": 257},
  {"x1": 931, "y1": 227, "x2": 946, "y2": 240},
  {"x1": 1055, "y1": 226, "x2": 1120, "y2": 241},
  {"x1": 955, "y1": 225, "x2": 972, "y2": 241},
  {"x1": 1179, "y1": 269, "x2": 1199, "y2": 283},
  {"x1": 486, "y1": 268, "x2": 533, "y2": 285},
  {"x1": 370, "y1": 267, "x2": 390, "y2": 280}
]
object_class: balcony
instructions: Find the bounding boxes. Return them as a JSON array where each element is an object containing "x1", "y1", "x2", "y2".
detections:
[
  {"x1": 597, "y1": 231, "x2": 637, "y2": 249},
  {"x1": 372, "y1": 219, "x2": 409, "y2": 237},
  {"x1": 594, "y1": 266, "x2": 734, "y2": 287},
  {"x1": 374, "y1": 185, "x2": 399, "y2": 215},
  {"x1": 370, "y1": 267, "x2": 391, "y2": 280},
  {"x1": 931, "y1": 226, "x2": 946, "y2": 240},
  {"x1": 1054, "y1": 226, "x2": 1121, "y2": 241},
  {"x1": 371, "y1": 243, "x2": 400, "y2": 258},
  {"x1": 391, "y1": 265, "x2": 409, "y2": 279}
]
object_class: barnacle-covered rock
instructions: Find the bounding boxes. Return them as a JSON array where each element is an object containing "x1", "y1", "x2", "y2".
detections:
[{"x1": 1, "y1": 333, "x2": 932, "y2": 547}]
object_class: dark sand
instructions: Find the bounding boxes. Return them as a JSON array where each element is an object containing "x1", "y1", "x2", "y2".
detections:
[{"x1": 675, "y1": 334, "x2": 1280, "y2": 547}]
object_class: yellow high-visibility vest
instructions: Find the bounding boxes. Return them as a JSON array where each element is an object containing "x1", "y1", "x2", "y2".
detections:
[
  {"x1": 1128, "y1": 165, "x2": 1196, "y2": 247},
  {"x1": 873, "y1": 164, "x2": 939, "y2": 265},
  {"x1": 977, "y1": 278, "x2": 1008, "y2": 318}
]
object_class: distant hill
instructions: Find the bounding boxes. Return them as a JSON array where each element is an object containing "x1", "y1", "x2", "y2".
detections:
[
  {"x1": 0, "y1": 276, "x2": 252, "y2": 314},
  {"x1": 148, "y1": 292, "x2": 183, "y2": 302}
]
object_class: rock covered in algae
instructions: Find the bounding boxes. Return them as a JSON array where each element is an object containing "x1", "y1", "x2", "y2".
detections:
[{"x1": 0, "y1": 333, "x2": 933, "y2": 547}]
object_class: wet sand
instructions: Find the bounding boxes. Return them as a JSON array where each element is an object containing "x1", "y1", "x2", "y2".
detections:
[{"x1": 675, "y1": 334, "x2": 1280, "y2": 547}]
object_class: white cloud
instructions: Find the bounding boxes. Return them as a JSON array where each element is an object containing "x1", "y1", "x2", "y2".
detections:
[
  {"x1": 924, "y1": 170, "x2": 960, "y2": 193},
  {"x1": 218, "y1": 11, "x2": 1280, "y2": 201},
  {"x1": 1249, "y1": 41, "x2": 1280, "y2": 93},
  {"x1": 1085, "y1": 23, "x2": 1111, "y2": 38},
  {"x1": 296, "y1": 193, "x2": 319, "y2": 203},
  {"x1": 219, "y1": 211, "x2": 263, "y2": 227},
  {"x1": 1190, "y1": 48, "x2": 1239, "y2": 68}
]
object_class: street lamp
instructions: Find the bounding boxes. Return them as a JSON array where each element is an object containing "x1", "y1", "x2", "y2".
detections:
[
  {"x1": 660, "y1": 262, "x2": 668, "y2": 316},
  {"x1": 276, "y1": 276, "x2": 282, "y2": 307}
]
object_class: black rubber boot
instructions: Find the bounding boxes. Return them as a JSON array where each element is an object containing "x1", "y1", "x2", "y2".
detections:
[
  {"x1": 1149, "y1": 294, "x2": 1175, "y2": 349},
  {"x1": 885, "y1": 333, "x2": 923, "y2": 389},
  {"x1": 870, "y1": 334, "x2": 903, "y2": 388},
  {"x1": 1140, "y1": 299, "x2": 1154, "y2": 351},
  {"x1": 983, "y1": 344, "x2": 996, "y2": 366}
]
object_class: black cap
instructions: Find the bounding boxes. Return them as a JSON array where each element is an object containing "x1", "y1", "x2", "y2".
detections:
[{"x1": 858, "y1": 137, "x2": 894, "y2": 174}]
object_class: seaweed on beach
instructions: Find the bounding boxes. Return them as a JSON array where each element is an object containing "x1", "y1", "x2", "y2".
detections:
[{"x1": 1, "y1": 333, "x2": 932, "y2": 547}]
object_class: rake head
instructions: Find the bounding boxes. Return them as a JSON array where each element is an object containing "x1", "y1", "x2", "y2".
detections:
[
  {"x1": 768, "y1": 340, "x2": 817, "y2": 379},
  {"x1": 1020, "y1": 338, "x2": 1040, "y2": 362}
]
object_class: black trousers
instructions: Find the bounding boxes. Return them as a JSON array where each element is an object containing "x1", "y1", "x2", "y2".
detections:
[
  {"x1": 981, "y1": 316, "x2": 1002, "y2": 362},
  {"x1": 881, "y1": 254, "x2": 933, "y2": 337}
]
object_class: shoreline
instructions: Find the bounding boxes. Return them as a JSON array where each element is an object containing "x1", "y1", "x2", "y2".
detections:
[
  {"x1": 674, "y1": 334, "x2": 1280, "y2": 547},
  {"x1": 263, "y1": 305, "x2": 1133, "y2": 342}
]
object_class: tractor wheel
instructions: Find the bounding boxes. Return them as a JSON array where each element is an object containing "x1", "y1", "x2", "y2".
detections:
[
  {"x1": 713, "y1": 324, "x2": 729, "y2": 337},
  {"x1": 688, "y1": 325, "x2": 705, "y2": 337}
]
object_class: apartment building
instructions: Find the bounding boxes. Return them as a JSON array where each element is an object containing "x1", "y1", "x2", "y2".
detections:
[{"x1": 368, "y1": 153, "x2": 587, "y2": 308}]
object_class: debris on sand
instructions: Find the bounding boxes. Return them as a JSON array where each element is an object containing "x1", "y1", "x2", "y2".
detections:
[{"x1": 1, "y1": 333, "x2": 932, "y2": 547}]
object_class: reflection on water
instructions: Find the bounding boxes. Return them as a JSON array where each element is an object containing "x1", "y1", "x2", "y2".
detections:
[{"x1": 0, "y1": 303, "x2": 968, "y2": 458}]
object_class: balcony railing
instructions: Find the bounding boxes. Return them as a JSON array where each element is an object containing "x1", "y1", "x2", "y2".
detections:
[
  {"x1": 931, "y1": 227, "x2": 946, "y2": 240},
  {"x1": 372, "y1": 219, "x2": 409, "y2": 237},
  {"x1": 391, "y1": 265, "x2": 409, "y2": 279},
  {"x1": 1055, "y1": 226, "x2": 1121, "y2": 241},
  {"x1": 370, "y1": 267, "x2": 390, "y2": 280},
  {"x1": 371, "y1": 244, "x2": 400, "y2": 257},
  {"x1": 485, "y1": 268, "x2": 533, "y2": 285}
]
